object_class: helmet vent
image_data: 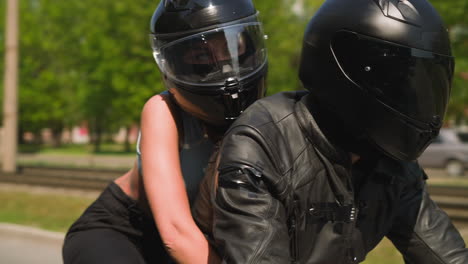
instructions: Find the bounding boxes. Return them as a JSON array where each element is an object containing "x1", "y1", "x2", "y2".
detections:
[
  {"x1": 397, "y1": 1, "x2": 420, "y2": 21},
  {"x1": 164, "y1": 0, "x2": 190, "y2": 11},
  {"x1": 373, "y1": 0, "x2": 421, "y2": 26},
  {"x1": 373, "y1": 0, "x2": 390, "y2": 13}
]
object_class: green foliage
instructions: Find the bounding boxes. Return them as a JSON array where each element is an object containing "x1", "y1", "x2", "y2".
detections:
[
  {"x1": 430, "y1": 0, "x2": 468, "y2": 122},
  {"x1": 19, "y1": 0, "x2": 79, "y2": 133},
  {"x1": 0, "y1": 0, "x2": 467, "y2": 140},
  {"x1": 72, "y1": 0, "x2": 160, "y2": 133},
  {"x1": 256, "y1": 0, "x2": 325, "y2": 95},
  {"x1": 9, "y1": 0, "x2": 161, "y2": 148}
]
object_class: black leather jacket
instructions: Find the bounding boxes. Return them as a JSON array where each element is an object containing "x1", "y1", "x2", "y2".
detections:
[{"x1": 193, "y1": 91, "x2": 468, "y2": 264}]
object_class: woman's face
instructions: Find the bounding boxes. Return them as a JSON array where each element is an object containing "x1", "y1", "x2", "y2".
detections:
[{"x1": 182, "y1": 32, "x2": 247, "y2": 65}]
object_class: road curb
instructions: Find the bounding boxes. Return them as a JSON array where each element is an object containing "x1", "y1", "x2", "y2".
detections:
[{"x1": 0, "y1": 223, "x2": 65, "y2": 244}]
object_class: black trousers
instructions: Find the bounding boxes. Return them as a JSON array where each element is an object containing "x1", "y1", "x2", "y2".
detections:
[{"x1": 62, "y1": 182, "x2": 172, "y2": 264}]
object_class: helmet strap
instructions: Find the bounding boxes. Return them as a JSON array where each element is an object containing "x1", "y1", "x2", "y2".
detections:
[{"x1": 222, "y1": 78, "x2": 243, "y2": 121}]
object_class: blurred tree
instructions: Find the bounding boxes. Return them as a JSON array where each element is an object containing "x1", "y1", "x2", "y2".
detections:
[
  {"x1": 255, "y1": 0, "x2": 325, "y2": 95},
  {"x1": 104, "y1": 0, "x2": 162, "y2": 152},
  {"x1": 12, "y1": 0, "x2": 160, "y2": 150},
  {"x1": 73, "y1": 0, "x2": 161, "y2": 152},
  {"x1": 430, "y1": 0, "x2": 468, "y2": 123},
  {"x1": 18, "y1": 0, "x2": 80, "y2": 145},
  {"x1": 0, "y1": 0, "x2": 466, "y2": 150}
]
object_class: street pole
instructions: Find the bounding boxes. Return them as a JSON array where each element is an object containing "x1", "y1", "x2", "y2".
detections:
[{"x1": 2, "y1": 0, "x2": 19, "y2": 173}]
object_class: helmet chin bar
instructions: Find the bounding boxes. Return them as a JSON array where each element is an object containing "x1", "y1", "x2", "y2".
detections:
[
  {"x1": 223, "y1": 77, "x2": 242, "y2": 121},
  {"x1": 367, "y1": 103, "x2": 444, "y2": 162}
]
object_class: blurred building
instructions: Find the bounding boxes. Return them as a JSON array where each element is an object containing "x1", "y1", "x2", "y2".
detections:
[
  {"x1": 113, "y1": 125, "x2": 139, "y2": 144},
  {"x1": 21, "y1": 123, "x2": 138, "y2": 145}
]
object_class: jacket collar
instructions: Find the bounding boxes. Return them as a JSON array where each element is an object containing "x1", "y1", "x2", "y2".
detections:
[{"x1": 294, "y1": 93, "x2": 351, "y2": 167}]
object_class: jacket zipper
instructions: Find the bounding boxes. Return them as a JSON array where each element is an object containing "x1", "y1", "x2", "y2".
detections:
[{"x1": 290, "y1": 200, "x2": 299, "y2": 263}]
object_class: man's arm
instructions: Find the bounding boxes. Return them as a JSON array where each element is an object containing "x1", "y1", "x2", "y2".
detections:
[
  {"x1": 387, "y1": 168, "x2": 468, "y2": 264},
  {"x1": 212, "y1": 126, "x2": 292, "y2": 264}
]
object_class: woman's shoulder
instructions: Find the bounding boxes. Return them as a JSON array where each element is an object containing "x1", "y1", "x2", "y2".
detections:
[
  {"x1": 142, "y1": 93, "x2": 176, "y2": 117},
  {"x1": 141, "y1": 93, "x2": 179, "y2": 132},
  {"x1": 143, "y1": 93, "x2": 171, "y2": 111}
]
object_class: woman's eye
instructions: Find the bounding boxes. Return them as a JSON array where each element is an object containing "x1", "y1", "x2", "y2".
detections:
[{"x1": 186, "y1": 46, "x2": 214, "y2": 64}]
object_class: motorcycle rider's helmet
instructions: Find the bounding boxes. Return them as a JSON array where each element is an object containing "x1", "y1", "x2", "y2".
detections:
[
  {"x1": 150, "y1": 0, "x2": 268, "y2": 128},
  {"x1": 299, "y1": 0, "x2": 455, "y2": 161}
]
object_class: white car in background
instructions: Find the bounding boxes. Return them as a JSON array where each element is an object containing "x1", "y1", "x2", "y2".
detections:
[{"x1": 418, "y1": 128, "x2": 468, "y2": 176}]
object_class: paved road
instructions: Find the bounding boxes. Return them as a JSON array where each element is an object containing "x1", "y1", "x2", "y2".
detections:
[
  {"x1": 16, "y1": 154, "x2": 460, "y2": 176},
  {"x1": 12, "y1": 153, "x2": 465, "y2": 178},
  {"x1": 0, "y1": 223, "x2": 64, "y2": 264},
  {"x1": 0, "y1": 222, "x2": 467, "y2": 264}
]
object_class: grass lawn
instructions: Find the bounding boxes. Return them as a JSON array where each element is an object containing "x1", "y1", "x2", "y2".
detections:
[
  {"x1": 17, "y1": 143, "x2": 136, "y2": 170},
  {"x1": 424, "y1": 169, "x2": 468, "y2": 187},
  {"x1": 0, "y1": 187, "x2": 466, "y2": 263},
  {"x1": 362, "y1": 238, "x2": 404, "y2": 264},
  {"x1": 19, "y1": 143, "x2": 136, "y2": 156},
  {"x1": 16, "y1": 159, "x2": 132, "y2": 171},
  {"x1": 364, "y1": 232, "x2": 468, "y2": 263},
  {"x1": 0, "y1": 189, "x2": 94, "y2": 232},
  {"x1": 427, "y1": 177, "x2": 468, "y2": 187}
]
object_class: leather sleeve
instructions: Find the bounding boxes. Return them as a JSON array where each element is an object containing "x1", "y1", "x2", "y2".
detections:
[
  {"x1": 213, "y1": 126, "x2": 291, "y2": 264},
  {"x1": 387, "y1": 170, "x2": 468, "y2": 264}
]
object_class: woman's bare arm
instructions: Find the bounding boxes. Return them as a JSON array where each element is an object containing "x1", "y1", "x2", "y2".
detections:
[{"x1": 140, "y1": 94, "x2": 220, "y2": 264}]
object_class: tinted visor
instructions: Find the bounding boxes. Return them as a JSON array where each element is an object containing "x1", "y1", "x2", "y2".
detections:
[
  {"x1": 151, "y1": 22, "x2": 266, "y2": 86},
  {"x1": 331, "y1": 31, "x2": 454, "y2": 122}
]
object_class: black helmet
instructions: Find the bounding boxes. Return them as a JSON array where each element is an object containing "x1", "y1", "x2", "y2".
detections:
[
  {"x1": 299, "y1": 0, "x2": 455, "y2": 161},
  {"x1": 150, "y1": 0, "x2": 268, "y2": 128}
]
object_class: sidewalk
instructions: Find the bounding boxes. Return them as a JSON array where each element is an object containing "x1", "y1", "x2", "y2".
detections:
[
  {"x1": 0, "y1": 223, "x2": 64, "y2": 264},
  {"x1": 0, "y1": 222, "x2": 467, "y2": 264},
  {"x1": 0, "y1": 183, "x2": 98, "y2": 264}
]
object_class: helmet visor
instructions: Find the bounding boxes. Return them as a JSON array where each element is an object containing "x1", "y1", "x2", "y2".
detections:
[
  {"x1": 331, "y1": 31, "x2": 454, "y2": 123},
  {"x1": 150, "y1": 22, "x2": 267, "y2": 86}
]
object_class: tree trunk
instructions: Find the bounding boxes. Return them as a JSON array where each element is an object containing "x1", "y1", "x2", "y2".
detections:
[
  {"x1": 2, "y1": 0, "x2": 19, "y2": 173},
  {"x1": 51, "y1": 125, "x2": 63, "y2": 147},
  {"x1": 124, "y1": 126, "x2": 131, "y2": 153},
  {"x1": 18, "y1": 124, "x2": 24, "y2": 145},
  {"x1": 93, "y1": 124, "x2": 102, "y2": 153}
]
